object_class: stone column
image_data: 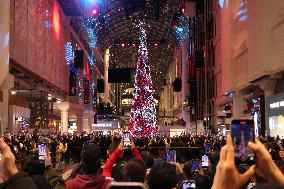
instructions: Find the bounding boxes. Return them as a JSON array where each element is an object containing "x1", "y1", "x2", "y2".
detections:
[
  {"x1": 0, "y1": 0, "x2": 10, "y2": 86},
  {"x1": 232, "y1": 95, "x2": 244, "y2": 119},
  {"x1": 88, "y1": 116, "x2": 94, "y2": 133},
  {"x1": 257, "y1": 79, "x2": 277, "y2": 136},
  {"x1": 0, "y1": 0, "x2": 10, "y2": 135},
  {"x1": 76, "y1": 113, "x2": 83, "y2": 133},
  {"x1": 54, "y1": 102, "x2": 69, "y2": 133},
  {"x1": 104, "y1": 49, "x2": 110, "y2": 99},
  {"x1": 61, "y1": 110, "x2": 69, "y2": 133}
]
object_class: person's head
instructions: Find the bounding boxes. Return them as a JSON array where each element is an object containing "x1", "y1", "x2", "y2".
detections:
[
  {"x1": 23, "y1": 158, "x2": 45, "y2": 176},
  {"x1": 80, "y1": 143, "x2": 101, "y2": 174},
  {"x1": 183, "y1": 161, "x2": 193, "y2": 180},
  {"x1": 195, "y1": 176, "x2": 212, "y2": 189},
  {"x1": 123, "y1": 158, "x2": 147, "y2": 182},
  {"x1": 147, "y1": 162, "x2": 178, "y2": 189},
  {"x1": 112, "y1": 163, "x2": 125, "y2": 182},
  {"x1": 141, "y1": 151, "x2": 154, "y2": 168},
  {"x1": 208, "y1": 151, "x2": 220, "y2": 165}
]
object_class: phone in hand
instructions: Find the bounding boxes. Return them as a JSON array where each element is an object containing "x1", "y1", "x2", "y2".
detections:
[
  {"x1": 13, "y1": 145, "x2": 18, "y2": 152},
  {"x1": 182, "y1": 180, "x2": 196, "y2": 189},
  {"x1": 231, "y1": 119, "x2": 255, "y2": 165},
  {"x1": 201, "y1": 155, "x2": 209, "y2": 167},
  {"x1": 123, "y1": 132, "x2": 131, "y2": 147},
  {"x1": 107, "y1": 182, "x2": 146, "y2": 189},
  {"x1": 38, "y1": 143, "x2": 47, "y2": 161},
  {"x1": 166, "y1": 150, "x2": 176, "y2": 162},
  {"x1": 191, "y1": 160, "x2": 200, "y2": 172}
]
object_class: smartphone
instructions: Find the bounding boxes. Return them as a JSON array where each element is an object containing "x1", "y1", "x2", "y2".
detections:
[
  {"x1": 38, "y1": 143, "x2": 47, "y2": 161},
  {"x1": 182, "y1": 180, "x2": 196, "y2": 189},
  {"x1": 13, "y1": 145, "x2": 18, "y2": 152},
  {"x1": 201, "y1": 155, "x2": 209, "y2": 167},
  {"x1": 204, "y1": 144, "x2": 211, "y2": 153},
  {"x1": 107, "y1": 182, "x2": 146, "y2": 189},
  {"x1": 123, "y1": 132, "x2": 131, "y2": 147},
  {"x1": 231, "y1": 119, "x2": 255, "y2": 165},
  {"x1": 166, "y1": 150, "x2": 176, "y2": 162},
  {"x1": 191, "y1": 160, "x2": 200, "y2": 172}
]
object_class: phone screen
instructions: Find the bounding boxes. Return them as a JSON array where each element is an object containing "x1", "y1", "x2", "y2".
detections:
[
  {"x1": 166, "y1": 150, "x2": 176, "y2": 162},
  {"x1": 191, "y1": 160, "x2": 200, "y2": 171},
  {"x1": 231, "y1": 119, "x2": 255, "y2": 164},
  {"x1": 183, "y1": 181, "x2": 196, "y2": 189},
  {"x1": 183, "y1": 184, "x2": 195, "y2": 189},
  {"x1": 201, "y1": 155, "x2": 209, "y2": 167},
  {"x1": 38, "y1": 143, "x2": 47, "y2": 161},
  {"x1": 123, "y1": 132, "x2": 131, "y2": 147}
]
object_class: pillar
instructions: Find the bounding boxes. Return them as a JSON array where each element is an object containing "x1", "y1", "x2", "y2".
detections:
[
  {"x1": 0, "y1": 0, "x2": 10, "y2": 135},
  {"x1": 88, "y1": 116, "x2": 94, "y2": 133},
  {"x1": 54, "y1": 102, "x2": 69, "y2": 133},
  {"x1": 83, "y1": 117, "x2": 89, "y2": 133},
  {"x1": 76, "y1": 113, "x2": 83, "y2": 133},
  {"x1": 61, "y1": 110, "x2": 69, "y2": 133},
  {"x1": 232, "y1": 95, "x2": 244, "y2": 119},
  {"x1": 182, "y1": 39, "x2": 190, "y2": 126},
  {"x1": 0, "y1": 0, "x2": 10, "y2": 86},
  {"x1": 104, "y1": 48, "x2": 110, "y2": 99},
  {"x1": 257, "y1": 79, "x2": 277, "y2": 137}
]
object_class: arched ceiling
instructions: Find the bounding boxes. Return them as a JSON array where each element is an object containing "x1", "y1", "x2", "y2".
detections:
[{"x1": 88, "y1": 0, "x2": 183, "y2": 91}]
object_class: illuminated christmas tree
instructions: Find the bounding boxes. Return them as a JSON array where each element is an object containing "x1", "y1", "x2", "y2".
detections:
[{"x1": 129, "y1": 22, "x2": 158, "y2": 137}]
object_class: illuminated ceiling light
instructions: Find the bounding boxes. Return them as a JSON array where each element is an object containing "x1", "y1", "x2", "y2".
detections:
[
  {"x1": 121, "y1": 43, "x2": 125, "y2": 47},
  {"x1": 154, "y1": 43, "x2": 158, "y2": 47},
  {"x1": 92, "y1": 9, "x2": 98, "y2": 15},
  {"x1": 10, "y1": 90, "x2": 17, "y2": 95},
  {"x1": 48, "y1": 96, "x2": 53, "y2": 100},
  {"x1": 56, "y1": 99, "x2": 62, "y2": 103}
]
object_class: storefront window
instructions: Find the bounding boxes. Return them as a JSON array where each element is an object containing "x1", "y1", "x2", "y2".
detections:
[{"x1": 269, "y1": 116, "x2": 284, "y2": 138}]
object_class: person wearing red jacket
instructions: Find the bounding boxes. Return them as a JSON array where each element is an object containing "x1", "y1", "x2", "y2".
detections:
[
  {"x1": 66, "y1": 143, "x2": 111, "y2": 189},
  {"x1": 102, "y1": 138, "x2": 142, "y2": 178}
]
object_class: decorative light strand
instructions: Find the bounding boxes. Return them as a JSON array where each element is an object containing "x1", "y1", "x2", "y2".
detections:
[
  {"x1": 174, "y1": 15, "x2": 190, "y2": 44},
  {"x1": 65, "y1": 41, "x2": 74, "y2": 65},
  {"x1": 129, "y1": 22, "x2": 158, "y2": 137},
  {"x1": 82, "y1": 17, "x2": 98, "y2": 48}
]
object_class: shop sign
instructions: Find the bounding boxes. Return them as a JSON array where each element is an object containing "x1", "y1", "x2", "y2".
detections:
[
  {"x1": 270, "y1": 101, "x2": 284, "y2": 109},
  {"x1": 93, "y1": 123, "x2": 112, "y2": 128}
]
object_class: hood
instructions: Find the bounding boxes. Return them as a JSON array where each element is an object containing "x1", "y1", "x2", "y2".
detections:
[{"x1": 69, "y1": 174, "x2": 110, "y2": 189}]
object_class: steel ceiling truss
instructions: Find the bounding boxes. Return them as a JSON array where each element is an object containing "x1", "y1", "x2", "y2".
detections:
[{"x1": 85, "y1": 0, "x2": 183, "y2": 91}]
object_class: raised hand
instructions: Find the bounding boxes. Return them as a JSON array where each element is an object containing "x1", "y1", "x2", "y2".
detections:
[
  {"x1": 212, "y1": 135, "x2": 255, "y2": 189},
  {"x1": 0, "y1": 138, "x2": 19, "y2": 181},
  {"x1": 248, "y1": 138, "x2": 284, "y2": 185}
]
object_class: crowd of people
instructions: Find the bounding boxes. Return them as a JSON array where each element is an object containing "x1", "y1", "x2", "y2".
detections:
[{"x1": 0, "y1": 130, "x2": 284, "y2": 189}]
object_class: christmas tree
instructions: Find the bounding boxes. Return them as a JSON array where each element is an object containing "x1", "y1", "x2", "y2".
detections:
[{"x1": 129, "y1": 22, "x2": 158, "y2": 137}]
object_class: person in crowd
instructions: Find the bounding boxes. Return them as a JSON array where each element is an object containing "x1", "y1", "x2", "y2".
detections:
[
  {"x1": 195, "y1": 176, "x2": 211, "y2": 189},
  {"x1": 22, "y1": 148, "x2": 65, "y2": 189},
  {"x1": 140, "y1": 151, "x2": 155, "y2": 174},
  {"x1": 147, "y1": 162, "x2": 178, "y2": 189},
  {"x1": 182, "y1": 161, "x2": 193, "y2": 180},
  {"x1": 206, "y1": 151, "x2": 220, "y2": 182},
  {"x1": 0, "y1": 138, "x2": 39, "y2": 189},
  {"x1": 212, "y1": 136, "x2": 284, "y2": 189},
  {"x1": 65, "y1": 143, "x2": 111, "y2": 189},
  {"x1": 102, "y1": 138, "x2": 141, "y2": 178},
  {"x1": 123, "y1": 158, "x2": 147, "y2": 183}
]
